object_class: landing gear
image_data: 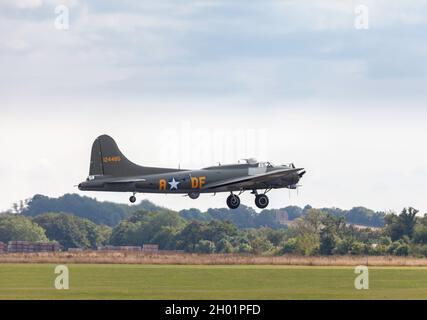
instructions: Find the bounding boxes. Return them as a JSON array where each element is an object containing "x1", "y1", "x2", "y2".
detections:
[
  {"x1": 226, "y1": 193, "x2": 240, "y2": 209},
  {"x1": 129, "y1": 194, "x2": 136, "y2": 203},
  {"x1": 188, "y1": 192, "x2": 200, "y2": 200},
  {"x1": 255, "y1": 194, "x2": 269, "y2": 209}
]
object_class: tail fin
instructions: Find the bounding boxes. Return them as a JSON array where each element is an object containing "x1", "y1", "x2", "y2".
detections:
[{"x1": 89, "y1": 135, "x2": 178, "y2": 177}]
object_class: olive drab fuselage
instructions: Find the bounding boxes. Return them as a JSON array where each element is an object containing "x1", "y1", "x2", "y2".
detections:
[
  {"x1": 78, "y1": 135, "x2": 306, "y2": 209},
  {"x1": 79, "y1": 165, "x2": 301, "y2": 194}
]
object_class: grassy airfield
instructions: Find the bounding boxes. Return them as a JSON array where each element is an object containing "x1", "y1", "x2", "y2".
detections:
[{"x1": 0, "y1": 264, "x2": 427, "y2": 299}]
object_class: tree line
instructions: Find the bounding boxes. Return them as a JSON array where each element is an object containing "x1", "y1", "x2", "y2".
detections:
[
  {"x1": 1, "y1": 204, "x2": 426, "y2": 257},
  {"x1": 14, "y1": 194, "x2": 386, "y2": 228}
]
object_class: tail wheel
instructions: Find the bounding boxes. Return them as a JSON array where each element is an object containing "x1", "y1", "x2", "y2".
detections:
[
  {"x1": 129, "y1": 195, "x2": 136, "y2": 203},
  {"x1": 255, "y1": 194, "x2": 269, "y2": 209},
  {"x1": 226, "y1": 194, "x2": 240, "y2": 209}
]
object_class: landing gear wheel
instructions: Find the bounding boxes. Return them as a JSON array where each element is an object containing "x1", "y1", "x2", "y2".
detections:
[
  {"x1": 188, "y1": 192, "x2": 200, "y2": 200},
  {"x1": 255, "y1": 194, "x2": 269, "y2": 209},
  {"x1": 226, "y1": 194, "x2": 240, "y2": 209},
  {"x1": 129, "y1": 195, "x2": 136, "y2": 203}
]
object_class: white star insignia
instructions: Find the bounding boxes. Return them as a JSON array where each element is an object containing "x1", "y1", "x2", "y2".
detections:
[{"x1": 168, "y1": 178, "x2": 180, "y2": 190}]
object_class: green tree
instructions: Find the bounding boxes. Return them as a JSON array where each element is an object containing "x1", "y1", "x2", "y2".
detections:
[
  {"x1": 318, "y1": 214, "x2": 347, "y2": 255},
  {"x1": 216, "y1": 238, "x2": 233, "y2": 253},
  {"x1": 292, "y1": 209, "x2": 323, "y2": 236},
  {"x1": 334, "y1": 238, "x2": 353, "y2": 255},
  {"x1": 295, "y1": 234, "x2": 319, "y2": 255},
  {"x1": 395, "y1": 243, "x2": 410, "y2": 256},
  {"x1": 350, "y1": 241, "x2": 366, "y2": 255},
  {"x1": 261, "y1": 228, "x2": 288, "y2": 246},
  {"x1": 177, "y1": 221, "x2": 206, "y2": 252},
  {"x1": 288, "y1": 209, "x2": 323, "y2": 255},
  {"x1": 319, "y1": 228, "x2": 335, "y2": 255},
  {"x1": 21, "y1": 194, "x2": 163, "y2": 227},
  {"x1": 400, "y1": 207, "x2": 418, "y2": 237},
  {"x1": 195, "y1": 240, "x2": 216, "y2": 253},
  {"x1": 417, "y1": 245, "x2": 427, "y2": 257},
  {"x1": 202, "y1": 220, "x2": 238, "y2": 244},
  {"x1": 281, "y1": 238, "x2": 298, "y2": 254},
  {"x1": 387, "y1": 241, "x2": 401, "y2": 255},
  {"x1": 250, "y1": 236, "x2": 273, "y2": 254},
  {"x1": 109, "y1": 221, "x2": 139, "y2": 246},
  {"x1": 379, "y1": 236, "x2": 392, "y2": 246},
  {"x1": 346, "y1": 207, "x2": 385, "y2": 227},
  {"x1": 33, "y1": 213, "x2": 110, "y2": 249},
  {"x1": 414, "y1": 225, "x2": 427, "y2": 244},
  {"x1": 385, "y1": 207, "x2": 418, "y2": 241},
  {"x1": 110, "y1": 210, "x2": 184, "y2": 249},
  {"x1": 238, "y1": 243, "x2": 253, "y2": 253},
  {"x1": 0, "y1": 215, "x2": 48, "y2": 243}
]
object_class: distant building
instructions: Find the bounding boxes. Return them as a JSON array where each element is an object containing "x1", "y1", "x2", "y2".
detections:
[
  {"x1": 97, "y1": 245, "x2": 115, "y2": 251},
  {"x1": 119, "y1": 246, "x2": 142, "y2": 252},
  {"x1": 142, "y1": 244, "x2": 159, "y2": 253},
  {"x1": 0, "y1": 241, "x2": 6, "y2": 253},
  {"x1": 96, "y1": 244, "x2": 159, "y2": 252},
  {"x1": 276, "y1": 210, "x2": 289, "y2": 225},
  {"x1": 98, "y1": 245, "x2": 142, "y2": 252},
  {"x1": 7, "y1": 241, "x2": 60, "y2": 253}
]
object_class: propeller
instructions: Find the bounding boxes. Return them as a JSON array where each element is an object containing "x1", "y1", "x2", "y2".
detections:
[
  {"x1": 296, "y1": 184, "x2": 303, "y2": 196},
  {"x1": 298, "y1": 170, "x2": 306, "y2": 178},
  {"x1": 288, "y1": 184, "x2": 303, "y2": 198}
]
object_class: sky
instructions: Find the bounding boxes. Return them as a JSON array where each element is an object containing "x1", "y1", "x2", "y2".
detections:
[{"x1": 1, "y1": 0, "x2": 426, "y2": 213}]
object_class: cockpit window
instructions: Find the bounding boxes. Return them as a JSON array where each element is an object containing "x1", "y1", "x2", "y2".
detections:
[{"x1": 259, "y1": 162, "x2": 274, "y2": 168}]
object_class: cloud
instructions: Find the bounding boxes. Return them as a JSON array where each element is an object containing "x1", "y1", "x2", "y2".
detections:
[
  {"x1": 1, "y1": 0, "x2": 427, "y2": 102},
  {"x1": 1, "y1": 0, "x2": 43, "y2": 9}
]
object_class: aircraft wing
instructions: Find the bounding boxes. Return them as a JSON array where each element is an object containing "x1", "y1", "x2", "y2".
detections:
[{"x1": 203, "y1": 168, "x2": 303, "y2": 190}]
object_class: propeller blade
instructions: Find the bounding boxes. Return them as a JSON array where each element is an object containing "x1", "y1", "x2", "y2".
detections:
[{"x1": 298, "y1": 170, "x2": 306, "y2": 178}]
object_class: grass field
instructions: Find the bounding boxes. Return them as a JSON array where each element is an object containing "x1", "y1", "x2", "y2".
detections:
[{"x1": 1, "y1": 264, "x2": 427, "y2": 299}]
